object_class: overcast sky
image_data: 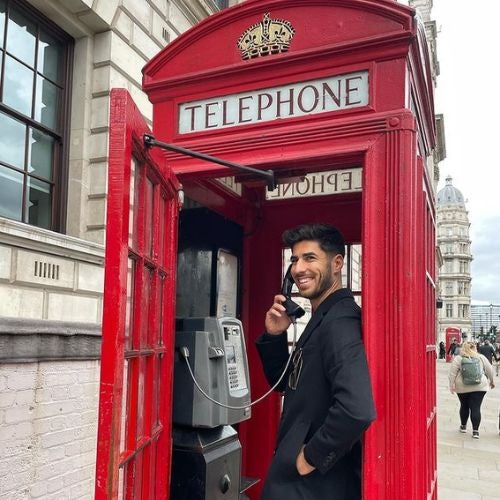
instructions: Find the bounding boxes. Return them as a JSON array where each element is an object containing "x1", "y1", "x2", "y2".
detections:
[{"x1": 419, "y1": 1, "x2": 500, "y2": 305}]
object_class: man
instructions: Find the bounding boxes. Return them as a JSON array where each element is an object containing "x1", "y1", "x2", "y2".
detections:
[
  {"x1": 448, "y1": 339, "x2": 458, "y2": 357},
  {"x1": 256, "y1": 223, "x2": 376, "y2": 500},
  {"x1": 494, "y1": 343, "x2": 500, "y2": 376},
  {"x1": 478, "y1": 339, "x2": 495, "y2": 364},
  {"x1": 439, "y1": 341, "x2": 446, "y2": 359}
]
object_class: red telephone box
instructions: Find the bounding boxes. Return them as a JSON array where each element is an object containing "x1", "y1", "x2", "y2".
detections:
[
  {"x1": 96, "y1": 0, "x2": 438, "y2": 498},
  {"x1": 445, "y1": 327, "x2": 461, "y2": 363}
]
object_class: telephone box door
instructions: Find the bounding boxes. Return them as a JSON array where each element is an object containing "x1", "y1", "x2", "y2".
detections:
[{"x1": 95, "y1": 89, "x2": 182, "y2": 499}]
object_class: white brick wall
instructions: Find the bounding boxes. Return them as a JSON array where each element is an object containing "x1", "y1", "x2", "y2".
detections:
[{"x1": 0, "y1": 361, "x2": 100, "y2": 500}]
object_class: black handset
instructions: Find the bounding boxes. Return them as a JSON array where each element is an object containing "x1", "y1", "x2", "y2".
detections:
[{"x1": 281, "y1": 265, "x2": 305, "y2": 321}]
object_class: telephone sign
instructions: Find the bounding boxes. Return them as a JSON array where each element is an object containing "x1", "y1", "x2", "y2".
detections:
[
  {"x1": 179, "y1": 71, "x2": 369, "y2": 134},
  {"x1": 266, "y1": 167, "x2": 362, "y2": 201}
]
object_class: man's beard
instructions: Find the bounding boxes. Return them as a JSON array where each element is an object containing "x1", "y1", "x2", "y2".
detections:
[{"x1": 301, "y1": 264, "x2": 335, "y2": 300}]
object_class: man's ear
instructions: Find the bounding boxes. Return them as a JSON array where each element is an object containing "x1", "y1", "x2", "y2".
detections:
[{"x1": 332, "y1": 254, "x2": 344, "y2": 273}]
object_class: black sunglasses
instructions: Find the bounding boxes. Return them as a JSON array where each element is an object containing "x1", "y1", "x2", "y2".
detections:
[{"x1": 288, "y1": 348, "x2": 303, "y2": 390}]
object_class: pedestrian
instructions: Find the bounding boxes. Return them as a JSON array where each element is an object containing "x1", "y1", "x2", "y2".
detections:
[
  {"x1": 478, "y1": 339, "x2": 496, "y2": 364},
  {"x1": 448, "y1": 341, "x2": 495, "y2": 439},
  {"x1": 439, "y1": 341, "x2": 446, "y2": 359},
  {"x1": 494, "y1": 343, "x2": 500, "y2": 377},
  {"x1": 448, "y1": 338, "x2": 458, "y2": 357},
  {"x1": 256, "y1": 223, "x2": 376, "y2": 500}
]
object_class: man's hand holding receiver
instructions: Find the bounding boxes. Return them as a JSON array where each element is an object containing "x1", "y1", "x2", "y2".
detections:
[{"x1": 265, "y1": 294, "x2": 292, "y2": 335}]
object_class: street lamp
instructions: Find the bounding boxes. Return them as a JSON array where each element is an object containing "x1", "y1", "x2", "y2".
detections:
[{"x1": 490, "y1": 303, "x2": 493, "y2": 332}]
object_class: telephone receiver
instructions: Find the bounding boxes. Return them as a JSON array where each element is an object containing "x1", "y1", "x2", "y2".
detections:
[{"x1": 281, "y1": 264, "x2": 306, "y2": 321}]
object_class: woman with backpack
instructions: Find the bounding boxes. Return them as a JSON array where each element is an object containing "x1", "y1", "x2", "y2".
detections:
[{"x1": 448, "y1": 341, "x2": 495, "y2": 439}]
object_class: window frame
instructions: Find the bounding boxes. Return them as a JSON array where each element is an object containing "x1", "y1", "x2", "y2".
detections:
[
  {"x1": 0, "y1": 0, "x2": 73, "y2": 232},
  {"x1": 445, "y1": 303, "x2": 453, "y2": 318}
]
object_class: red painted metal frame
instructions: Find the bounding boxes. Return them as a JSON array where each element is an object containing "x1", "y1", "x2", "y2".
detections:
[
  {"x1": 95, "y1": 89, "x2": 181, "y2": 499},
  {"x1": 422, "y1": 161, "x2": 438, "y2": 498},
  {"x1": 130, "y1": 0, "x2": 438, "y2": 498}
]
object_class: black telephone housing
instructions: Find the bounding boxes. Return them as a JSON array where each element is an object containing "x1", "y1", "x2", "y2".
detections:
[{"x1": 281, "y1": 265, "x2": 306, "y2": 321}]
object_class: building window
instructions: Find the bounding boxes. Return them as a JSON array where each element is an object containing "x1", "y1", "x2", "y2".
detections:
[
  {"x1": 459, "y1": 260, "x2": 468, "y2": 273},
  {"x1": 446, "y1": 303, "x2": 453, "y2": 318},
  {"x1": 214, "y1": 0, "x2": 229, "y2": 9},
  {"x1": 445, "y1": 282, "x2": 453, "y2": 295},
  {"x1": 0, "y1": 0, "x2": 73, "y2": 230},
  {"x1": 458, "y1": 281, "x2": 469, "y2": 295},
  {"x1": 458, "y1": 304, "x2": 469, "y2": 318}
]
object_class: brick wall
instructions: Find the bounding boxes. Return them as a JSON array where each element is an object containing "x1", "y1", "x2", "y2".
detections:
[{"x1": 0, "y1": 360, "x2": 100, "y2": 499}]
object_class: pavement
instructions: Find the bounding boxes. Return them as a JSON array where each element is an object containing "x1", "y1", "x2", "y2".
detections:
[{"x1": 437, "y1": 359, "x2": 500, "y2": 499}]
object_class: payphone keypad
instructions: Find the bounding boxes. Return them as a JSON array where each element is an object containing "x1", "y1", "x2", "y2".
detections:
[{"x1": 223, "y1": 324, "x2": 248, "y2": 393}]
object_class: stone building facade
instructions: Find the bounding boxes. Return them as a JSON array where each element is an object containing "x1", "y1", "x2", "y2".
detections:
[
  {"x1": 408, "y1": 0, "x2": 445, "y2": 191},
  {"x1": 436, "y1": 176, "x2": 473, "y2": 341}
]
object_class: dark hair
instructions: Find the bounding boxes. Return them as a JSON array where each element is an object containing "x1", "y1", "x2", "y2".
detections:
[{"x1": 282, "y1": 223, "x2": 345, "y2": 257}]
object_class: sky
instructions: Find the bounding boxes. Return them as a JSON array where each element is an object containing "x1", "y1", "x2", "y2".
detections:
[{"x1": 419, "y1": 1, "x2": 500, "y2": 305}]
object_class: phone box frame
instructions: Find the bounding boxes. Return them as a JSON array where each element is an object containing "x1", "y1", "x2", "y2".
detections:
[{"x1": 97, "y1": 1, "x2": 438, "y2": 499}]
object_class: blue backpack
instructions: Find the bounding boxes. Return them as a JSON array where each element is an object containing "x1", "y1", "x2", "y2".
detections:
[{"x1": 461, "y1": 356, "x2": 483, "y2": 385}]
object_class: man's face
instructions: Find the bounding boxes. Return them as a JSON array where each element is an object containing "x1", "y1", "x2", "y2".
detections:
[{"x1": 290, "y1": 240, "x2": 343, "y2": 306}]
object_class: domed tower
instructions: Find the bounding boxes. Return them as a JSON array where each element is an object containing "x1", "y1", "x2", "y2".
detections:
[{"x1": 436, "y1": 176, "x2": 473, "y2": 340}]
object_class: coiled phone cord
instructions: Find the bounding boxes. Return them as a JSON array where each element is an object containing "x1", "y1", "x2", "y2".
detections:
[{"x1": 180, "y1": 321, "x2": 298, "y2": 411}]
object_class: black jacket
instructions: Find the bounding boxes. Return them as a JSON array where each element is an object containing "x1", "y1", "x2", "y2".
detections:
[
  {"x1": 256, "y1": 289, "x2": 376, "y2": 500},
  {"x1": 478, "y1": 344, "x2": 495, "y2": 364}
]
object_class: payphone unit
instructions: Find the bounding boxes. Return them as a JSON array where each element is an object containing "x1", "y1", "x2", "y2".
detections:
[
  {"x1": 171, "y1": 317, "x2": 253, "y2": 500},
  {"x1": 171, "y1": 207, "x2": 260, "y2": 499},
  {"x1": 173, "y1": 316, "x2": 251, "y2": 428}
]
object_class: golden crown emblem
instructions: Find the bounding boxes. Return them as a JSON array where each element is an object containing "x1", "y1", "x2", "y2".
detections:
[{"x1": 237, "y1": 13, "x2": 295, "y2": 60}]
